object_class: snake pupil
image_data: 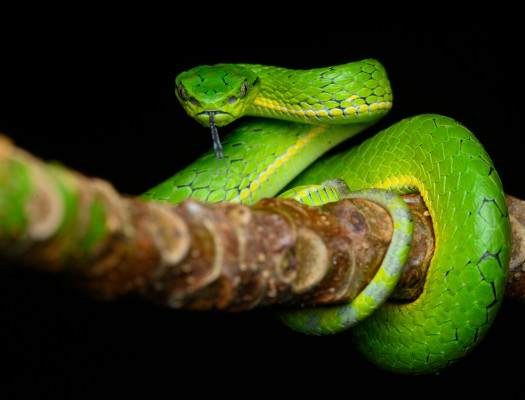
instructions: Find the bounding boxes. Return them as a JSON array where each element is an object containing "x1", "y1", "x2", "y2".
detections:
[
  {"x1": 239, "y1": 81, "x2": 248, "y2": 99},
  {"x1": 178, "y1": 84, "x2": 188, "y2": 101}
]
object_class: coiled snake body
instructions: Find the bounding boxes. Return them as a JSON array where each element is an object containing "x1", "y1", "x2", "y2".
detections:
[{"x1": 142, "y1": 59, "x2": 510, "y2": 374}]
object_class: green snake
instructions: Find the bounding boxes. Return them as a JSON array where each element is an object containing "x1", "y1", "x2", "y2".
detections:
[{"x1": 142, "y1": 59, "x2": 511, "y2": 374}]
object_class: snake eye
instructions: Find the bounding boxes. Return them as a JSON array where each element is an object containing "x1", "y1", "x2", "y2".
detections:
[
  {"x1": 239, "y1": 81, "x2": 249, "y2": 99},
  {"x1": 178, "y1": 84, "x2": 188, "y2": 101}
]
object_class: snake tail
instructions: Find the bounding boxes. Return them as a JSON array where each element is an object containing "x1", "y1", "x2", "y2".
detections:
[{"x1": 277, "y1": 186, "x2": 414, "y2": 335}]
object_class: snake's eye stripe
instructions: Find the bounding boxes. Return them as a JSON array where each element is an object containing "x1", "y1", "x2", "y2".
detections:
[
  {"x1": 253, "y1": 77, "x2": 259, "y2": 87},
  {"x1": 240, "y1": 81, "x2": 249, "y2": 99}
]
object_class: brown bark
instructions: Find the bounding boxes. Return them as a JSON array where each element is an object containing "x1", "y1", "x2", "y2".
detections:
[
  {"x1": 504, "y1": 194, "x2": 525, "y2": 303},
  {"x1": 1, "y1": 134, "x2": 525, "y2": 310}
]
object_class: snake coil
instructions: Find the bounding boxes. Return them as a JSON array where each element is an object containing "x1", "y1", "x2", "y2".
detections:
[{"x1": 142, "y1": 59, "x2": 510, "y2": 374}]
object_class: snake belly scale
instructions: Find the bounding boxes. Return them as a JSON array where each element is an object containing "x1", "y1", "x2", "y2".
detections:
[{"x1": 142, "y1": 59, "x2": 510, "y2": 374}]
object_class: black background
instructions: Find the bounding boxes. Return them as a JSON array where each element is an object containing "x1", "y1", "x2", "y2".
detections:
[{"x1": 1, "y1": 9, "x2": 524, "y2": 397}]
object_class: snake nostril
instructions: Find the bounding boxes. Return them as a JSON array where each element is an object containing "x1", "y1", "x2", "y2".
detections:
[{"x1": 228, "y1": 96, "x2": 237, "y2": 105}]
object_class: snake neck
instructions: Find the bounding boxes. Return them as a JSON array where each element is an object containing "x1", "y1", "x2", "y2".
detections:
[{"x1": 242, "y1": 59, "x2": 393, "y2": 126}]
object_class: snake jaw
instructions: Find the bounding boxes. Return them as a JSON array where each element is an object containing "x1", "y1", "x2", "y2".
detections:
[{"x1": 196, "y1": 110, "x2": 234, "y2": 127}]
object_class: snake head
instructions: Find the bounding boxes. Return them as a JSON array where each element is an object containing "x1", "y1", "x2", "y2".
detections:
[{"x1": 175, "y1": 64, "x2": 260, "y2": 127}]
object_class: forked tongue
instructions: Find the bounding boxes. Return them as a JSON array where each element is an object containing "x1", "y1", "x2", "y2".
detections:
[{"x1": 208, "y1": 112, "x2": 228, "y2": 170}]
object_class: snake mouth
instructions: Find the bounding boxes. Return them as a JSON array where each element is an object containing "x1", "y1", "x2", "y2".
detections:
[
  {"x1": 197, "y1": 111, "x2": 234, "y2": 127},
  {"x1": 198, "y1": 111, "x2": 230, "y2": 116}
]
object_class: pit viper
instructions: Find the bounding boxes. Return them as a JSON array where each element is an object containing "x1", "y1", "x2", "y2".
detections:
[{"x1": 142, "y1": 59, "x2": 511, "y2": 374}]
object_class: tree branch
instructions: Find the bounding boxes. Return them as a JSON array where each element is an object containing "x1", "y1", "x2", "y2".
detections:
[{"x1": 1, "y1": 134, "x2": 524, "y2": 311}]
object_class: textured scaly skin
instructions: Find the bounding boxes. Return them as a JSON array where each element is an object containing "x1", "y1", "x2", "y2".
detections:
[
  {"x1": 142, "y1": 120, "x2": 375, "y2": 204},
  {"x1": 239, "y1": 60, "x2": 392, "y2": 125},
  {"x1": 144, "y1": 59, "x2": 391, "y2": 204},
  {"x1": 143, "y1": 60, "x2": 510, "y2": 374},
  {"x1": 288, "y1": 114, "x2": 510, "y2": 373}
]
